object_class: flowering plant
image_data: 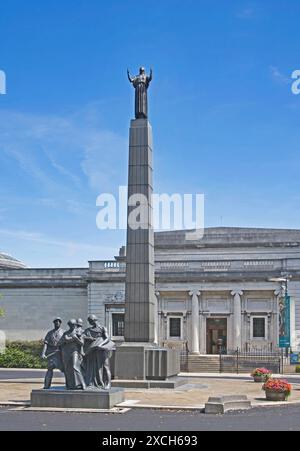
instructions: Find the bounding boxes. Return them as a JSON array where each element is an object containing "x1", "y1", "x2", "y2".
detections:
[
  {"x1": 251, "y1": 368, "x2": 272, "y2": 378},
  {"x1": 263, "y1": 379, "x2": 292, "y2": 397}
]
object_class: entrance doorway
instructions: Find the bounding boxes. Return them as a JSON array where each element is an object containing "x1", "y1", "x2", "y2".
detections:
[{"x1": 206, "y1": 318, "x2": 227, "y2": 354}]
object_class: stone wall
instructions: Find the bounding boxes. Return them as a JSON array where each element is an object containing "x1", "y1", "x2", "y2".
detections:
[
  {"x1": 0, "y1": 268, "x2": 88, "y2": 340},
  {"x1": 88, "y1": 282, "x2": 125, "y2": 326}
]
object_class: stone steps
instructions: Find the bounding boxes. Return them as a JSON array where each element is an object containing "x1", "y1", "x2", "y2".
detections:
[
  {"x1": 188, "y1": 355, "x2": 221, "y2": 373},
  {"x1": 187, "y1": 354, "x2": 279, "y2": 374}
]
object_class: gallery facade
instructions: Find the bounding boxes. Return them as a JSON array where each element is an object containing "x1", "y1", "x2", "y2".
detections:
[{"x1": 1, "y1": 226, "x2": 300, "y2": 355}]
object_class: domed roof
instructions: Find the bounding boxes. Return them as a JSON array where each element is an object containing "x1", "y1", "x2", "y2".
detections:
[{"x1": 0, "y1": 252, "x2": 27, "y2": 269}]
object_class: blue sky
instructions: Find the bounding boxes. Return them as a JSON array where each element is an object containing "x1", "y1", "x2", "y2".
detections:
[{"x1": 0, "y1": 0, "x2": 300, "y2": 267}]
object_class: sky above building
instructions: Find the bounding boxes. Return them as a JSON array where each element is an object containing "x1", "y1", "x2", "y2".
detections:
[{"x1": 0, "y1": 0, "x2": 300, "y2": 267}]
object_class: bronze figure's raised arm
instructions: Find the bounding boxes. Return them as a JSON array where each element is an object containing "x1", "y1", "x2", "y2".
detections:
[
  {"x1": 127, "y1": 69, "x2": 134, "y2": 84},
  {"x1": 127, "y1": 66, "x2": 153, "y2": 119}
]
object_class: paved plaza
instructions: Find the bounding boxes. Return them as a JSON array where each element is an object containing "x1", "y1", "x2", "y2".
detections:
[{"x1": 1, "y1": 370, "x2": 300, "y2": 411}]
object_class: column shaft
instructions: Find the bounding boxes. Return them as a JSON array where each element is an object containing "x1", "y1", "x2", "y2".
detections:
[
  {"x1": 232, "y1": 290, "x2": 243, "y2": 350},
  {"x1": 190, "y1": 291, "x2": 200, "y2": 354}
]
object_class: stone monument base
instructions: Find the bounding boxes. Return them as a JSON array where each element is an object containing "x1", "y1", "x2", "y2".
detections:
[
  {"x1": 31, "y1": 387, "x2": 125, "y2": 410},
  {"x1": 112, "y1": 343, "x2": 182, "y2": 387}
]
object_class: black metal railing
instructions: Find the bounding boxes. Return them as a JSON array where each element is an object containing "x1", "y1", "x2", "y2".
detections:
[
  {"x1": 180, "y1": 341, "x2": 189, "y2": 372},
  {"x1": 219, "y1": 347, "x2": 284, "y2": 374}
]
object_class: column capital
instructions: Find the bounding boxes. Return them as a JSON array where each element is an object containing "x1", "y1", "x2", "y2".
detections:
[
  {"x1": 189, "y1": 290, "x2": 201, "y2": 297},
  {"x1": 231, "y1": 290, "x2": 243, "y2": 297}
]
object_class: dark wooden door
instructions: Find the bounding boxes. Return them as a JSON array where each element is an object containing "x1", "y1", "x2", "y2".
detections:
[{"x1": 206, "y1": 318, "x2": 227, "y2": 354}]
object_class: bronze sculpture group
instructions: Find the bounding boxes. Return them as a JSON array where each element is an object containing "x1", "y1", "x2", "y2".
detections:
[
  {"x1": 41, "y1": 67, "x2": 153, "y2": 392},
  {"x1": 42, "y1": 315, "x2": 115, "y2": 391}
]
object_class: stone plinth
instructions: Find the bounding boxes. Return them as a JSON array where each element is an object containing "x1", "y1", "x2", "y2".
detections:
[
  {"x1": 205, "y1": 395, "x2": 252, "y2": 415},
  {"x1": 31, "y1": 387, "x2": 124, "y2": 410},
  {"x1": 113, "y1": 344, "x2": 180, "y2": 381}
]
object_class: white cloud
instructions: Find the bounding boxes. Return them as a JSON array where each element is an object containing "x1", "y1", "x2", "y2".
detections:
[
  {"x1": 0, "y1": 107, "x2": 127, "y2": 194},
  {"x1": 43, "y1": 149, "x2": 82, "y2": 186},
  {"x1": 270, "y1": 66, "x2": 290, "y2": 85},
  {"x1": 0, "y1": 227, "x2": 114, "y2": 256},
  {"x1": 0, "y1": 106, "x2": 127, "y2": 266},
  {"x1": 81, "y1": 130, "x2": 127, "y2": 191}
]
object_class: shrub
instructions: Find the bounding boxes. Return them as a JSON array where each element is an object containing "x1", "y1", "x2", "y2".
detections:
[
  {"x1": 0, "y1": 341, "x2": 47, "y2": 369},
  {"x1": 296, "y1": 366, "x2": 300, "y2": 374}
]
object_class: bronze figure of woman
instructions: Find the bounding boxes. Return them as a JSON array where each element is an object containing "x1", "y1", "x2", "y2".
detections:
[
  {"x1": 83, "y1": 315, "x2": 115, "y2": 390},
  {"x1": 59, "y1": 319, "x2": 86, "y2": 390}
]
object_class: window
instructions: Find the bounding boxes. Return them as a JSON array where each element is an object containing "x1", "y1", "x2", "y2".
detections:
[
  {"x1": 252, "y1": 317, "x2": 266, "y2": 339},
  {"x1": 112, "y1": 313, "x2": 125, "y2": 337},
  {"x1": 169, "y1": 318, "x2": 181, "y2": 338}
]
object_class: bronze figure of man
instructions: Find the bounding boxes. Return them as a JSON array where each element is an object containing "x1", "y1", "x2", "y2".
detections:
[
  {"x1": 41, "y1": 317, "x2": 64, "y2": 389},
  {"x1": 127, "y1": 67, "x2": 153, "y2": 119}
]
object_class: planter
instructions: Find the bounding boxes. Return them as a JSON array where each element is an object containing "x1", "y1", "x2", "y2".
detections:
[
  {"x1": 253, "y1": 376, "x2": 266, "y2": 383},
  {"x1": 265, "y1": 390, "x2": 287, "y2": 402}
]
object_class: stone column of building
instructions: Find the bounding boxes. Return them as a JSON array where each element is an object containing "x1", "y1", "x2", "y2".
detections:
[
  {"x1": 274, "y1": 289, "x2": 282, "y2": 348},
  {"x1": 154, "y1": 291, "x2": 160, "y2": 345},
  {"x1": 231, "y1": 290, "x2": 243, "y2": 350},
  {"x1": 199, "y1": 293, "x2": 207, "y2": 354},
  {"x1": 189, "y1": 290, "x2": 201, "y2": 354}
]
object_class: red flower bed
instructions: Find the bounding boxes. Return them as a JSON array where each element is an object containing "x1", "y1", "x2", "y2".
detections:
[{"x1": 263, "y1": 378, "x2": 292, "y2": 397}]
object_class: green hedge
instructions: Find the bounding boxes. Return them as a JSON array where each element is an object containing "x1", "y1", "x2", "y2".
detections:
[{"x1": 0, "y1": 341, "x2": 47, "y2": 369}]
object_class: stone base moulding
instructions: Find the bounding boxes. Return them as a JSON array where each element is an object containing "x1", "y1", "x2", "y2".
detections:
[
  {"x1": 31, "y1": 387, "x2": 125, "y2": 410},
  {"x1": 111, "y1": 376, "x2": 186, "y2": 389}
]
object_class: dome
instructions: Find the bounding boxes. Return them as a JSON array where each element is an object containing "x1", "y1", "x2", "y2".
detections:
[{"x1": 0, "y1": 252, "x2": 27, "y2": 269}]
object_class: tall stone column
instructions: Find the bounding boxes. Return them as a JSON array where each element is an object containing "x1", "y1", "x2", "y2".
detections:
[
  {"x1": 231, "y1": 290, "x2": 243, "y2": 350},
  {"x1": 189, "y1": 290, "x2": 200, "y2": 354},
  {"x1": 125, "y1": 118, "x2": 155, "y2": 343},
  {"x1": 113, "y1": 71, "x2": 181, "y2": 384}
]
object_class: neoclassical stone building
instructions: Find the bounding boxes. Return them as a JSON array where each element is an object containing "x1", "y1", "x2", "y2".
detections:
[{"x1": 1, "y1": 227, "x2": 300, "y2": 355}]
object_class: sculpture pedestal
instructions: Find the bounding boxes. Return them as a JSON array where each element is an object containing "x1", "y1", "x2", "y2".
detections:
[
  {"x1": 31, "y1": 387, "x2": 124, "y2": 410},
  {"x1": 112, "y1": 343, "x2": 182, "y2": 388}
]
